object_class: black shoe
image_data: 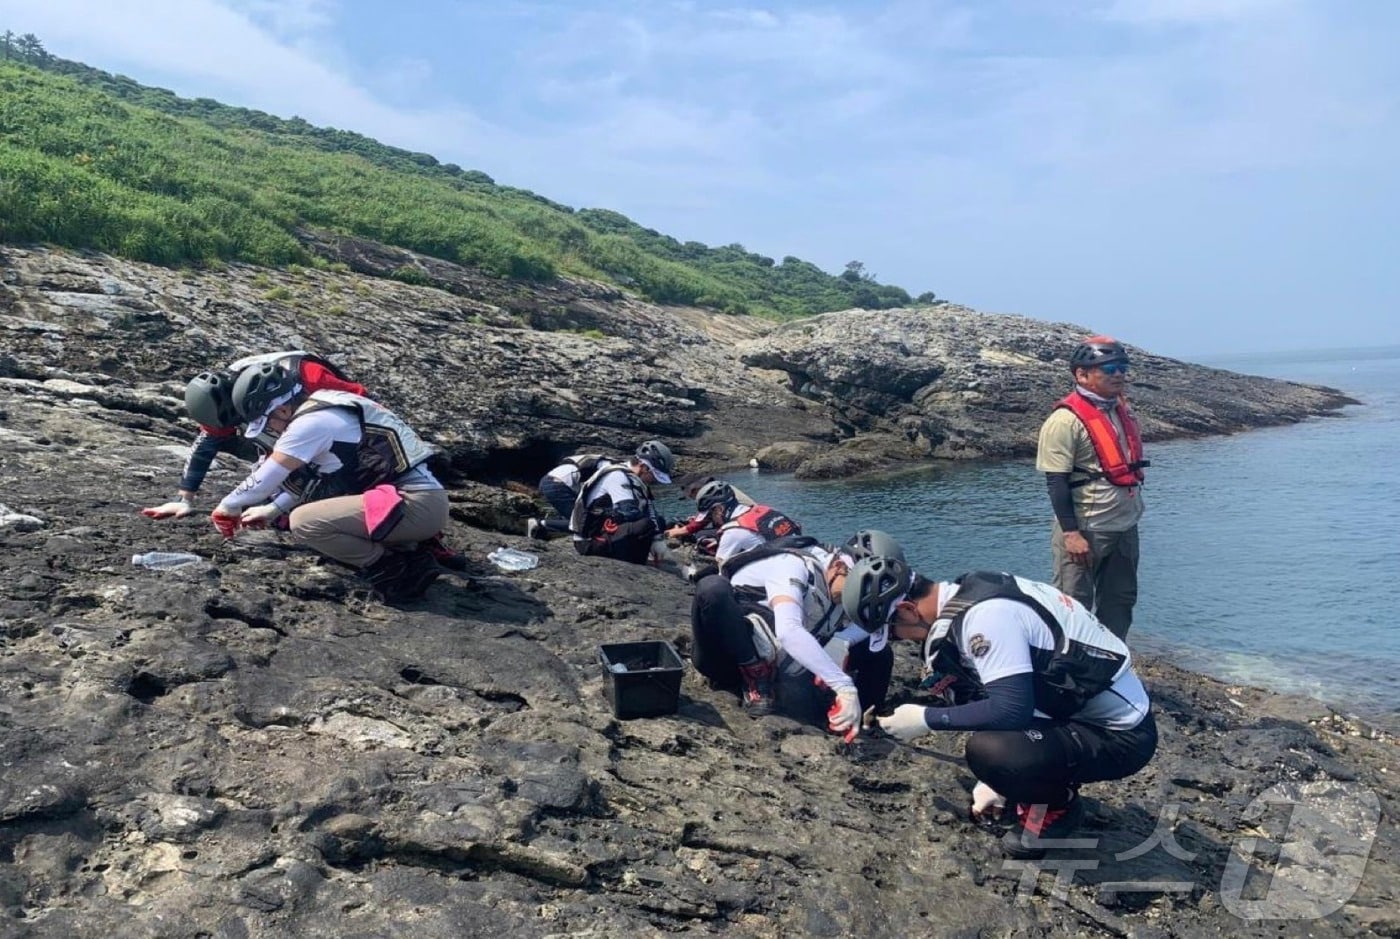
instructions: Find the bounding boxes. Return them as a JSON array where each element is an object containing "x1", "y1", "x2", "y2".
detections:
[
  {"x1": 397, "y1": 548, "x2": 443, "y2": 600},
  {"x1": 424, "y1": 533, "x2": 468, "y2": 572},
  {"x1": 361, "y1": 551, "x2": 411, "y2": 600},
  {"x1": 526, "y1": 518, "x2": 549, "y2": 541},
  {"x1": 1002, "y1": 793, "x2": 1086, "y2": 859}
]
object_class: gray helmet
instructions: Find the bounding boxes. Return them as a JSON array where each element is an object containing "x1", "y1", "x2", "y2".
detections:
[
  {"x1": 695, "y1": 479, "x2": 738, "y2": 515},
  {"x1": 845, "y1": 529, "x2": 907, "y2": 564},
  {"x1": 185, "y1": 370, "x2": 240, "y2": 429},
  {"x1": 635, "y1": 439, "x2": 675, "y2": 480},
  {"x1": 232, "y1": 361, "x2": 301, "y2": 422},
  {"x1": 842, "y1": 555, "x2": 913, "y2": 633},
  {"x1": 1069, "y1": 336, "x2": 1129, "y2": 372}
]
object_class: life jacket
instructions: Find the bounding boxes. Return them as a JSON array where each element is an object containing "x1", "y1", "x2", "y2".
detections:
[
  {"x1": 719, "y1": 505, "x2": 802, "y2": 541},
  {"x1": 569, "y1": 464, "x2": 651, "y2": 537},
  {"x1": 288, "y1": 390, "x2": 440, "y2": 499},
  {"x1": 721, "y1": 536, "x2": 848, "y2": 647},
  {"x1": 1055, "y1": 391, "x2": 1148, "y2": 488},
  {"x1": 562, "y1": 453, "x2": 610, "y2": 483},
  {"x1": 924, "y1": 572, "x2": 1132, "y2": 720}
]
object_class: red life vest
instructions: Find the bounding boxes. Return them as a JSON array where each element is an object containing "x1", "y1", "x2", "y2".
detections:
[
  {"x1": 721, "y1": 505, "x2": 802, "y2": 540},
  {"x1": 1056, "y1": 392, "x2": 1146, "y2": 487}
]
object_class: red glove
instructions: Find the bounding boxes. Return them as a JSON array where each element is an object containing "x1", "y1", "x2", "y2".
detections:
[{"x1": 210, "y1": 509, "x2": 241, "y2": 539}]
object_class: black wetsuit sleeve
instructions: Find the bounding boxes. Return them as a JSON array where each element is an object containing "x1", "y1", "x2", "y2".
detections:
[
  {"x1": 179, "y1": 431, "x2": 233, "y2": 492},
  {"x1": 921, "y1": 672, "x2": 1036, "y2": 731},
  {"x1": 1045, "y1": 472, "x2": 1079, "y2": 533}
]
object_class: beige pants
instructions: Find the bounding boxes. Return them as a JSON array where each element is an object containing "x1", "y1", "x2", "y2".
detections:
[{"x1": 289, "y1": 488, "x2": 449, "y2": 569}]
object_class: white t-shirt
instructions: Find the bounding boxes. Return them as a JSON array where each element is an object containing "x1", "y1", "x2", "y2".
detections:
[
  {"x1": 729, "y1": 549, "x2": 858, "y2": 691},
  {"x1": 938, "y1": 585, "x2": 1150, "y2": 730},
  {"x1": 546, "y1": 462, "x2": 586, "y2": 488},
  {"x1": 275, "y1": 408, "x2": 441, "y2": 493}
]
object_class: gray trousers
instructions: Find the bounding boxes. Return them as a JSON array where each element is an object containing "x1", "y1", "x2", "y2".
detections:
[
  {"x1": 290, "y1": 489, "x2": 450, "y2": 569},
  {"x1": 1051, "y1": 521, "x2": 1139, "y2": 639}
]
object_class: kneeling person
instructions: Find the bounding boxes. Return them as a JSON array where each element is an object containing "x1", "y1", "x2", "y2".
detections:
[
  {"x1": 570, "y1": 440, "x2": 675, "y2": 565},
  {"x1": 211, "y1": 362, "x2": 450, "y2": 602},
  {"x1": 690, "y1": 537, "x2": 893, "y2": 736},
  {"x1": 856, "y1": 561, "x2": 1156, "y2": 857}
]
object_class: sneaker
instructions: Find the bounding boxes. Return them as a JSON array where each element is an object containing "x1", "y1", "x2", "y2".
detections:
[
  {"x1": 396, "y1": 548, "x2": 443, "y2": 599},
  {"x1": 424, "y1": 533, "x2": 468, "y2": 571},
  {"x1": 736, "y1": 660, "x2": 776, "y2": 717},
  {"x1": 526, "y1": 518, "x2": 548, "y2": 541},
  {"x1": 1002, "y1": 793, "x2": 1085, "y2": 859}
]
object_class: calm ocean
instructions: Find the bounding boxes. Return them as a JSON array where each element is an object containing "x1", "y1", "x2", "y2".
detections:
[{"x1": 679, "y1": 347, "x2": 1400, "y2": 717}]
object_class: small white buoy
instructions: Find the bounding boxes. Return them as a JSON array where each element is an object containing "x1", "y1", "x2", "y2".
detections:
[{"x1": 748, "y1": 458, "x2": 759, "y2": 468}]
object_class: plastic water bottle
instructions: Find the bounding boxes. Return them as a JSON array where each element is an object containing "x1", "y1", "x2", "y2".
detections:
[
  {"x1": 131, "y1": 551, "x2": 201, "y2": 570},
  {"x1": 486, "y1": 547, "x2": 539, "y2": 572}
]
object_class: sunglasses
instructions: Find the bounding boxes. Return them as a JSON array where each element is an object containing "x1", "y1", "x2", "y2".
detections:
[{"x1": 1099, "y1": 362, "x2": 1130, "y2": 375}]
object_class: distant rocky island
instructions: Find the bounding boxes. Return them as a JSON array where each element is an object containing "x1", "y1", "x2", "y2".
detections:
[{"x1": 1, "y1": 242, "x2": 1391, "y2": 937}]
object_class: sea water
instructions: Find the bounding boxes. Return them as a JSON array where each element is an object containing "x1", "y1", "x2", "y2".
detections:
[{"x1": 676, "y1": 347, "x2": 1400, "y2": 717}]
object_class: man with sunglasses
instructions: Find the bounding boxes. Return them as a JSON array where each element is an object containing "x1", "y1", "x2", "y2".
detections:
[{"x1": 1035, "y1": 337, "x2": 1148, "y2": 639}]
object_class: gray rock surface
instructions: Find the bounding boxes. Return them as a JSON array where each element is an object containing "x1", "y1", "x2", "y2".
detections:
[{"x1": 1, "y1": 244, "x2": 1393, "y2": 936}]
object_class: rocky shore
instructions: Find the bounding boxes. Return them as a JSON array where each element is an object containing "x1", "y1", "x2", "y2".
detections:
[{"x1": 1, "y1": 243, "x2": 1394, "y2": 936}]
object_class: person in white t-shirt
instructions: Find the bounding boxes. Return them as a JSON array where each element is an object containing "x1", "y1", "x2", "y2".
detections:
[
  {"x1": 845, "y1": 559, "x2": 1156, "y2": 859},
  {"x1": 210, "y1": 362, "x2": 449, "y2": 603},
  {"x1": 570, "y1": 440, "x2": 676, "y2": 564}
]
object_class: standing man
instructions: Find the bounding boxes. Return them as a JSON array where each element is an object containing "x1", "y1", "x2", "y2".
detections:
[{"x1": 1035, "y1": 337, "x2": 1147, "y2": 639}]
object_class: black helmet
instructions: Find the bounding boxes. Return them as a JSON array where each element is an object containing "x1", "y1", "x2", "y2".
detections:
[
  {"x1": 842, "y1": 555, "x2": 913, "y2": 633},
  {"x1": 1069, "y1": 336, "x2": 1129, "y2": 372},
  {"x1": 845, "y1": 529, "x2": 907, "y2": 563},
  {"x1": 184, "y1": 370, "x2": 240, "y2": 429},
  {"x1": 695, "y1": 479, "x2": 738, "y2": 515},
  {"x1": 232, "y1": 362, "x2": 301, "y2": 424},
  {"x1": 635, "y1": 439, "x2": 675, "y2": 483}
]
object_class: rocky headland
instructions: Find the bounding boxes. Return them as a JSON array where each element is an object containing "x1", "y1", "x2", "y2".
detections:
[{"x1": 1, "y1": 243, "x2": 1394, "y2": 937}]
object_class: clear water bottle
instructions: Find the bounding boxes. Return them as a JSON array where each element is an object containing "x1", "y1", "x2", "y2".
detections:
[
  {"x1": 487, "y1": 547, "x2": 539, "y2": 572},
  {"x1": 131, "y1": 551, "x2": 201, "y2": 570}
]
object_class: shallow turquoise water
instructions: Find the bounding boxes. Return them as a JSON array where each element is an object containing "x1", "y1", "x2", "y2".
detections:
[{"x1": 672, "y1": 348, "x2": 1400, "y2": 717}]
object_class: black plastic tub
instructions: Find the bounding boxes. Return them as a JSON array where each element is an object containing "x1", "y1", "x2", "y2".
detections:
[{"x1": 598, "y1": 640, "x2": 685, "y2": 720}]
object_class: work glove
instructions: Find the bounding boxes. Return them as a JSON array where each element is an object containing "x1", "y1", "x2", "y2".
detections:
[
  {"x1": 240, "y1": 503, "x2": 283, "y2": 530},
  {"x1": 971, "y1": 781, "x2": 1007, "y2": 822},
  {"x1": 142, "y1": 498, "x2": 193, "y2": 520},
  {"x1": 210, "y1": 508, "x2": 242, "y2": 539},
  {"x1": 827, "y1": 686, "x2": 862, "y2": 742},
  {"x1": 876, "y1": 704, "x2": 933, "y2": 743}
]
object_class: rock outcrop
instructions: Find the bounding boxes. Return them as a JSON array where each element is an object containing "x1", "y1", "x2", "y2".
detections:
[{"x1": 1, "y1": 244, "x2": 1393, "y2": 936}]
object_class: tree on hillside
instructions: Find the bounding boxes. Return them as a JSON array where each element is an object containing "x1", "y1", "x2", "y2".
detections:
[
  {"x1": 1, "y1": 31, "x2": 15, "y2": 59},
  {"x1": 17, "y1": 33, "x2": 48, "y2": 64},
  {"x1": 842, "y1": 260, "x2": 875, "y2": 283}
]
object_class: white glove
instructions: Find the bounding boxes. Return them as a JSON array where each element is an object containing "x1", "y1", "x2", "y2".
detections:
[
  {"x1": 827, "y1": 686, "x2": 862, "y2": 736},
  {"x1": 142, "y1": 499, "x2": 193, "y2": 519},
  {"x1": 239, "y1": 503, "x2": 284, "y2": 529},
  {"x1": 971, "y1": 781, "x2": 1007, "y2": 820},
  {"x1": 876, "y1": 704, "x2": 933, "y2": 742}
]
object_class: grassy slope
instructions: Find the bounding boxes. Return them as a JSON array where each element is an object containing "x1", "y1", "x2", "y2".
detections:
[{"x1": 0, "y1": 55, "x2": 918, "y2": 318}]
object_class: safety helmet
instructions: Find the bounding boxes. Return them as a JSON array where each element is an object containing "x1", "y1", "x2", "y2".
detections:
[
  {"x1": 635, "y1": 439, "x2": 675, "y2": 483},
  {"x1": 695, "y1": 479, "x2": 738, "y2": 515},
  {"x1": 184, "y1": 370, "x2": 241, "y2": 429},
  {"x1": 842, "y1": 555, "x2": 913, "y2": 633},
  {"x1": 1069, "y1": 336, "x2": 1129, "y2": 372},
  {"x1": 845, "y1": 529, "x2": 907, "y2": 563},
  {"x1": 231, "y1": 362, "x2": 301, "y2": 426}
]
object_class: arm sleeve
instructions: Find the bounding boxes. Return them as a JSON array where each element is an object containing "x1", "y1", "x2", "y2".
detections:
[
  {"x1": 768, "y1": 586, "x2": 854, "y2": 691},
  {"x1": 216, "y1": 459, "x2": 294, "y2": 512},
  {"x1": 179, "y1": 429, "x2": 237, "y2": 492},
  {"x1": 1045, "y1": 473, "x2": 1079, "y2": 532},
  {"x1": 919, "y1": 672, "x2": 1036, "y2": 731}
]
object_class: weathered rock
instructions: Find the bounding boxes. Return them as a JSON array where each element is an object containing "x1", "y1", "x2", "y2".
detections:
[{"x1": 0, "y1": 244, "x2": 1392, "y2": 936}]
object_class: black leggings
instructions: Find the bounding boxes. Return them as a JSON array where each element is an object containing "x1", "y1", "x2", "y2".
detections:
[
  {"x1": 690, "y1": 574, "x2": 894, "y2": 719},
  {"x1": 537, "y1": 476, "x2": 576, "y2": 534},
  {"x1": 574, "y1": 517, "x2": 656, "y2": 565},
  {"x1": 964, "y1": 710, "x2": 1158, "y2": 806}
]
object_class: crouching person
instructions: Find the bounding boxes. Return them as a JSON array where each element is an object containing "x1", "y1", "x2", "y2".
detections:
[
  {"x1": 210, "y1": 361, "x2": 450, "y2": 603},
  {"x1": 689, "y1": 536, "x2": 893, "y2": 737},
  {"x1": 570, "y1": 440, "x2": 676, "y2": 565},
  {"x1": 850, "y1": 559, "x2": 1157, "y2": 858}
]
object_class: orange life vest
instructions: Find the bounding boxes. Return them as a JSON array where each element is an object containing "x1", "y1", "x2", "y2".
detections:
[{"x1": 1056, "y1": 392, "x2": 1146, "y2": 487}]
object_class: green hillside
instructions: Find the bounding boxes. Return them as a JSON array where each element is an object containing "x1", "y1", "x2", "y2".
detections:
[{"x1": 0, "y1": 39, "x2": 925, "y2": 317}]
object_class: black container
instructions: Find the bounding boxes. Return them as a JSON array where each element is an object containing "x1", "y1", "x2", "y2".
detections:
[{"x1": 598, "y1": 640, "x2": 684, "y2": 720}]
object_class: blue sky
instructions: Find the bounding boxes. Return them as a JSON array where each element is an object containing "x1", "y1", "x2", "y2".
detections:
[{"x1": 2, "y1": 0, "x2": 1397, "y2": 359}]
